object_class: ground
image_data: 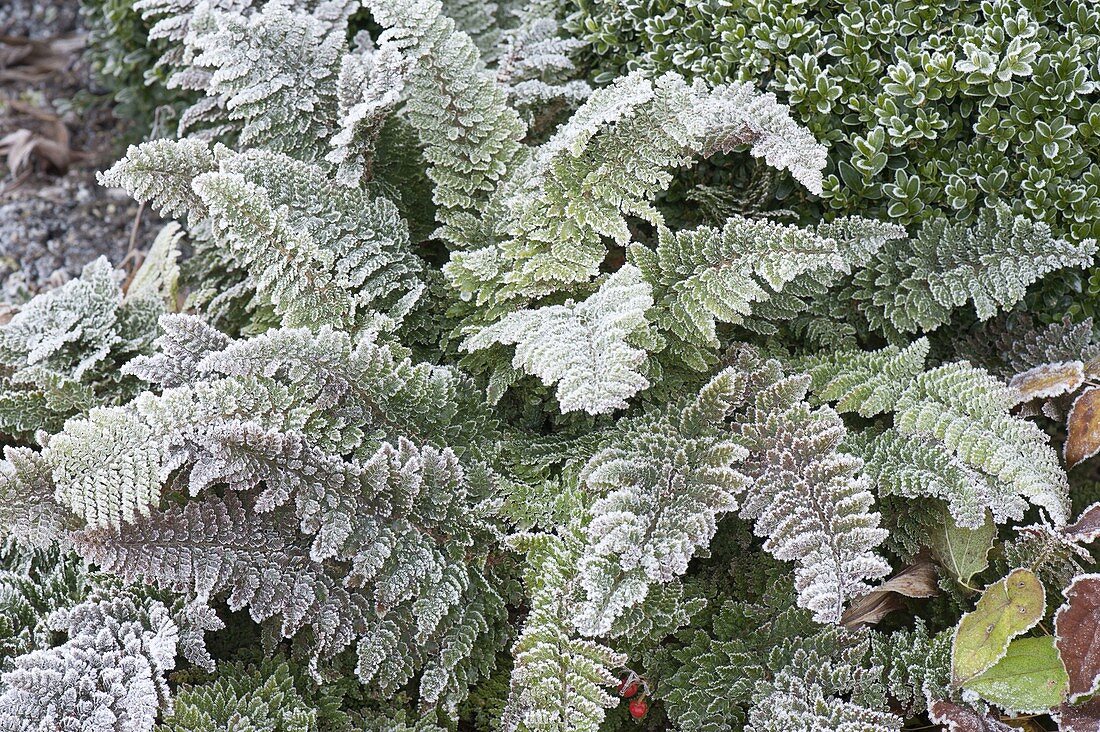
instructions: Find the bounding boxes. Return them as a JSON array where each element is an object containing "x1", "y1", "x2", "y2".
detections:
[{"x1": 0, "y1": 0, "x2": 158, "y2": 301}]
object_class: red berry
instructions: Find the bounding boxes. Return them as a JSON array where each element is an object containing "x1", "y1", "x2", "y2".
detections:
[
  {"x1": 618, "y1": 679, "x2": 639, "y2": 698},
  {"x1": 628, "y1": 697, "x2": 648, "y2": 720}
]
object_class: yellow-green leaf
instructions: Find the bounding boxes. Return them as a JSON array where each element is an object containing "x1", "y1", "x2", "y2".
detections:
[
  {"x1": 963, "y1": 636, "x2": 1068, "y2": 714},
  {"x1": 927, "y1": 506, "x2": 995, "y2": 589},
  {"x1": 952, "y1": 568, "x2": 1045, "y2": 685}
]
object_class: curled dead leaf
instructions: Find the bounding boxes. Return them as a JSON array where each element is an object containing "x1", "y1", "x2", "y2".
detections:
[
  {"x1": 1054, "y1": 574, "x2": 1100, "y2": 701},
  {"x1": 1066, "y1": 388, "x2": 1100, "y2": 469},
  {"x1": 0, "y1": 35, "x2": 84, "y2": 82},
  {"x1": 1066, "y1": 503, "x2": 1100, "y2": 544},
  {"x1": 1009, "y1": 361, "x2": 1085, "y2": 406},
  {"x1": 840, "y1": 557, "x2": 938, "y2": 628},
  {"x1": 0, "y1": 102, "x2": 83, "y2": 180},
  {"x1": 928, "y1": 700, "x2": 1013, "y2": 731}
]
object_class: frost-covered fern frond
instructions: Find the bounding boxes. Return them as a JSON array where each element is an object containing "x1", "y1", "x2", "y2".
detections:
[
  {"x1": 75, "y1": 474, "x2": 504, "y2": 712},
  {"x1": 49, "y1": 407, "x2": 169, "y2": 530},
  {"x1": 859, "y1": 430, "x2": 998, "y2": 531},
  {"x1": 1000, "y1": 315, "x2": 1100, "y2": 375},
  {"x1": 0, "y1": 545, "x2": 89, "y2": 662},
  {"x1": 0, "y1": 447, "x2": 69, "y2": 549},
  {"x1": 698, "y1": 82, "x2": 827, "y2": 194},
  {"x1": 122, "y1": 314, "x2": 231, "y2": 389},
  {"x1": 873, "y1": 621, "x2": 952, "y2": 719},
  {"x1": 73, "y1": 492, "x2": 369, "y2": 666},
  {"x1": 502, "y1": 531, "x2": 626, "y2": 732},
  {"x1": 572, "y1": 368, "x2": 750, "y2": 635},
  {"x1": 0, "y1": 257, "x2": 168, "y2": 440},
  {"x1": 326, "y1": 43, "x2": 409, "y2": 187},
  {"x1": 440, "y1": 0, "x2": 501, "y2": 60},
  {"x1": 893, "y1": 362, "x2": 1070, "y2": 526},
  {"x1": 211, "y1": 149, "x2": 425, "y2": 321},
  {"x1": 729, "y1": 348, "x2": 890, "y2": 624},
  {"x1": 193, "y1": 171, "x2": 357, "y2": 330},
  {"x1": 804, "y1": 337, "x2": 1072, "y2": 529},
  {"x1": 103, "y1": 141, "x2": 425, "y2": 331},
  {"x1": 0, "y1": 595, "x2": 178, "y2": 732},
  {"x1": 159, "y1": 658, "x2": 348, "y2": 732},
  {"x1": 747, "y1": 643, "x2": 901, "y2": 732},
  {"x1": 800, "y1": 338, "x2": 930, "y2": 418},
  {"x1": 496, "y1": 2, "x2": 590, "y2": 128},
  {"x1": 51, "y1": 319, "x2": 507, "y2": 711},
  {"x1": 462, "y1": 265, "x2": 658, "y2": 414},
  {"x1": 1, "y1": 257, "x2": 123, "y2": 382},
  {"x1": 853, "y1": 204, "x2": 1097, "y2": 336},
  {"x1": 365, "y1": 0, "x2": 527, "y2": 249},
  {"x1": 126, "y1": 320, "x2": 488, "y2": 455},
  {"x1": 630, "y1": 217, "x2": 859, "y2": 370},
  {"x1": 170, "y1": 0, "x2": 354, "y2": 154},
  {"x1": 99, "y1": 138, "x2": 217, "y2": 222},
  {"x1": 134, "y1": 0, "x2": 250, "y2": 45},
  {"x1": 446, "y1": 71, "x2": 827, "y2": 309}
]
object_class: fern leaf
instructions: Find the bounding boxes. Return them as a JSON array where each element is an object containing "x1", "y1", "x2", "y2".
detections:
[
  {"x1": 855, "y1": 204, "x2": 1097, "y2": 335},
  {"x1": 462, "y1": 266, "x2": 656, "y2": 414},
  {"x1": 365, "y1": 0, "x2": 527, "y2": 248},
  {"x1": 98, "y1": 138, "x2": 216, "y2": 221},
  {"x1": 49, "y1": 407, "x2": 168, "y2": 530},
  {"x1": 502, "y1": 531, "x2": 626, "y2": 732},
  {"x1": 894, "y1": 362, "x2": 1070, "y2": 525},
  {"x1": 730, "y1": 349, "x2": 890, "y2": 624},
  {"x1": 801, "y1": 338, "x2": 930, "y2": 417},
  {"x1": 573, "y1": 368, "x2": 749, "y2": 634}
]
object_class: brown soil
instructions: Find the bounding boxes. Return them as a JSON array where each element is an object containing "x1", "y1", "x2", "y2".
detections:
[{"x1": 0, "y1": 0, "x2": 160, "y2": 301}]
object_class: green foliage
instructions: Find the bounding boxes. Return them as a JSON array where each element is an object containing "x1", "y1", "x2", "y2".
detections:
[
  {"x1": 811, "y1": 348, "x2": 1072, "y2": 530},
  {"x1": 502, "y1": 530, "x2": 626, "y2": 732},
  {"x1": 951, "y1": 568, "x2": 1045, "y2": 685},
  {"x1": 81, "y1": 0, "x2": 199, "y2": 141},
  {"x1": 801, "y1": 338, "x2": 930, "y2": 417},
  {"x1": 851, "y1": 204, "x2": 1096, "y2": 336},
  {"x1": 0, "y1": 249, "x2": 175, "y2": 441},
  {"x1": 657, "y1": 584, "x2": 945, "y2": 732},
  {"x1": 632, "y1": 216, "x2": 880, "y2": 370},
  {"x1": 0, "y1": 543, "x2": 90, "y2": 663},
  {"x1": 365, "y1": 0, "x2": 527, "y2": 248},
  {"x1": 963, "y1": 636, "x2": 1069, "y2": 714},
  {"x1": 15, "y1": 0, "x2": 1100, "y2": 730},
  {"x1": 158, "y1": 658, "x2": 348, "y2": 731},
  {"x1": 567, "y1": 0, "x2": 1100, "y2": 246}
]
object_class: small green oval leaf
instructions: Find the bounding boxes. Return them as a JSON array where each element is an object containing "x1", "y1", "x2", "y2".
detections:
[
  {"x1": 952, "y1": 568, "x2": 1045, "y2": 685},
  {"x1": 963, "y1": 636, "x2": 1068, "y2": 714}
]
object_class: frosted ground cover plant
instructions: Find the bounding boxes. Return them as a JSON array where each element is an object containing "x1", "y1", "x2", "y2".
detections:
[{"x1": 4, "y1": 0, "x2": 1100, "y2": 730}]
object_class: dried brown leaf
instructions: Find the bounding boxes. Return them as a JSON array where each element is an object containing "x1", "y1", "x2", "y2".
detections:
[
  {"x1": 1055, "y1": 574, "x2": 1100, "y2": 701},
  {"x1": 0, "y1": 35, "x2": 84, "y2": 82},
  {"x1": 1009, "y1": 361, "x2": 1085, "y2": 405},
  {"x1": 1066, "y1": 388, "x2": 1100, "y2": 469},
  {"x1": 840, "y1": 558, "x2": 938, "y2": 628},
  {"x1": 1066, "y1": 503, "x2": 1100, "y2": 544},
  {"x1": 1058, "y1": 699, "x2": 1100, "y2": 732},
  {"x1": 928, "y1": 700, "x2": 1013, "y2": 731},
  {"x1": 0, "y1": 111, "x2": 79, "y2": 176}
]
